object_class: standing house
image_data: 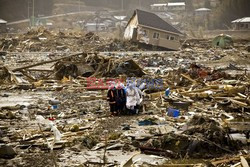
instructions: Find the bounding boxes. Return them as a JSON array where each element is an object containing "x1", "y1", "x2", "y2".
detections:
[
  {"x1": 0, "y1": 19, "x2": 7, "y2": 33},
  {"x1": 85, "y1": 23, "x2": 107, "y2": 32},
  {"x1": 194, "y1": 8, "x2": 211, "y2": 27},
  {"x1": 192, "y1": 0, "x2": 221, "y2": 8},
  {"x1": 232, "y1": 17, "x2": 250, "y2": 30},
  {"x1": 124, "y1": 9, "x2": 183, "y2": 50},
  {"x1": 150, "y1": 4, "x2": 168, "y2": 11},
  {"x1": 195, "y1": 8, "x2": 211, "y2": 17},
  {"x1": 150, "y1": 2, "x2": 185, "y2": 12},
  {"x1": 167, "y1": 2, "x2": 186, "y2": 12}
]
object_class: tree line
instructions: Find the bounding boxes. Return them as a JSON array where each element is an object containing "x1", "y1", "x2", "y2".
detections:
[{"x1": 0, "y1": 0, "x2": 54, "y2": 22}]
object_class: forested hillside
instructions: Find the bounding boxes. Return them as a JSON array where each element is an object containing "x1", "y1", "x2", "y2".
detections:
[
  {"x1": 0, "y1": 0, "x2": 53, "y2": 22},
  {"x1": 212, "y1": 0, "x2": 250, "y2": 28}
]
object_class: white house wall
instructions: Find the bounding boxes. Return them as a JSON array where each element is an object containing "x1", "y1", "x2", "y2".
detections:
[
  {"x1": 138, "y1": 26, "x2": 150, "y2": 44},
  {"x1": 124, "y1": 15, "x2": 138, "y2": 40},
  {"x1": 138, "y1": 26, "x2": 181, "y2": 50}
]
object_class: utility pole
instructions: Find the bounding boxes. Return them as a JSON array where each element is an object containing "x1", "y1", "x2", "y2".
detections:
[
  {"x1": 32, "y1": 0, "x2": 35, "y2": 18},
  {"x1": 79, "y1": 0, "x2": 81, "y2": 13},
  {"x1": 121, "y1": 0, "x2": 124, "y2": 11},
  {"x1": 32, "y1": 0, "x2": 35, "y2": 26},
  {"x1": 27, "y1": 0, "x2": 30, "y2": 20},
  {"x1": 96, "y1": 12, "x2": 99, "y2": 34}
]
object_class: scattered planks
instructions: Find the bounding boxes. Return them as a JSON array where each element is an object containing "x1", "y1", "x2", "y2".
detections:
[
  {"x1": 2, "y1": 52, "x2": 86, "y2": 87},
  {"x1": 211, "y1": 154, "x2": 250, "y2": 166}
]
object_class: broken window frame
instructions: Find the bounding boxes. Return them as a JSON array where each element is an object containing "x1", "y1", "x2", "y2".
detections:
[
  {"x1": 153, "y1": 32, "x2": 160, "y2": 39},
  {"x1": 141, "y1": 29, "x2": 148, "y2": 37},
  {"x1": 165, "y1": 35, "x2": 170, "y2": 40},
  {"x1": 165, "y1": 34, "x2": 176, "y2": 41}
]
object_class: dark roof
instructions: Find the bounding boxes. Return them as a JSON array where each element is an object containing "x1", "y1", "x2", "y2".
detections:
[{"x1": 135, "y1": 9, "x2": 182, "y2": 35}]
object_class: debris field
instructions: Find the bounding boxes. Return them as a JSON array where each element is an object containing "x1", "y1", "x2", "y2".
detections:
[{"x1": 0, "y1": 28, "x2": 250, "y2": 167}]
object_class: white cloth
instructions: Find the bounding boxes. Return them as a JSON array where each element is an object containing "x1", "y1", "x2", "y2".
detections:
[
  {"x1": 126, "y1": 86, "x2": 139, "y2": 109},
  {"x1": 135, "y1": 87, "x2": 143, "y2": 105},
  {"x1": 36, "y1": 115, "x2": 62, "y2": 149},
  {"x1": 51, "y1": 126, "x2": 62, "y2": 142}
]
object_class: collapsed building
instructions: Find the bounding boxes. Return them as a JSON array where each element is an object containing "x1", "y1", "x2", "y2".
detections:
[{"x1": 124, "y1": 9, "x2": 184, "y2": 50}]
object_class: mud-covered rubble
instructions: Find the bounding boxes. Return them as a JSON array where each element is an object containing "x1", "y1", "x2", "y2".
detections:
[
  {"x1": 1, "y1": 46, "x2": 249, "y2": 89},
  {"x1": 139, "y1": 115, "x2": 242, "y2": 159},
  {"x1": 0, "y1": 66, "x2": 249, "y2": 166},
  {"x1": 0, "y1": 66, "x2": 10, "y2": 84},
  {"x1": 0, "y1": 27, "x2": 150, "y2": 53},
  {"x1": 0, "y1": 28, "x2": 250, "y2": 166}
]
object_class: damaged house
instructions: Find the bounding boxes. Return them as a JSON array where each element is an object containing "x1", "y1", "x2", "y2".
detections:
[
  {"x1": 124, "y1": 9, "x2": 183, "y2": 50},
  {"x1": 232, "y1": 17, "x2": 250, "y2": 30}
]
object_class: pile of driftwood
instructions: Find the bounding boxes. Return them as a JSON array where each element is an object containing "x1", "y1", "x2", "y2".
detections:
[
  {"x1": 0, "y1": 53, "x2": 85, "y2": 88},
  {"x1": 0, "y1": 52, "x2": 145, "y2": 87},
  {"x1": 54, "y1": 53, "x2": 145, "y2": 79}
]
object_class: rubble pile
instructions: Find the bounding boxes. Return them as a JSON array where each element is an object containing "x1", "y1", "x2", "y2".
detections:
[
  {"x1": 140, "y1": 115, "x2": 239, "y2": 158},
  {"x1": 0, "y1": 66, "x2": 10, "y2": 84},
  {"x1": 54, "y1": 54, "x2": 145, "y2": 79},
  {"x1": 182, "y1": 116, "x2": 240, "y2": 158},
  {"x1": 0, "y1": 27, "x2": 150, "y2": 52},
  {"x1": 0, "y1": 27, "x2": 249, "y2": 166}
]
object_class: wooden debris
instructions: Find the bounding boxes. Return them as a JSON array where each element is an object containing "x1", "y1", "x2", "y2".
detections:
[
  {"x1": 240, "y1": 156, "x2": 249, "y2": 167},
  {"x1": 211, "y1": 155, "x2": 250, "y2": 166}
]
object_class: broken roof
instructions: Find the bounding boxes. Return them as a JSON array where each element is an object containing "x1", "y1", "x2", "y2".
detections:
[
  {"x1": 232, "y1": 17, "x2": 250, "y2": 23},
  {"x1": 135, "y1": 9, "x2": 182, "y2": 35},
  {"x1": 0, "y1": 19, "x2": 7, "y2": 24}
]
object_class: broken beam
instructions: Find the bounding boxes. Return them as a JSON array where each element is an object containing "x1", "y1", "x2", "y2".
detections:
[{"x1": 13, "y1": 52, "x2": 86, "y2": 72}]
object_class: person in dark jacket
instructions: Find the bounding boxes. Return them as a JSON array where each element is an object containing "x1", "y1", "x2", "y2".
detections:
[
  {"x1": 107, "y1": 82, "x2": 117, "y2": 116},
  {"x1": 115, "y1": 83, "x2": 126, "y2": 115}
]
